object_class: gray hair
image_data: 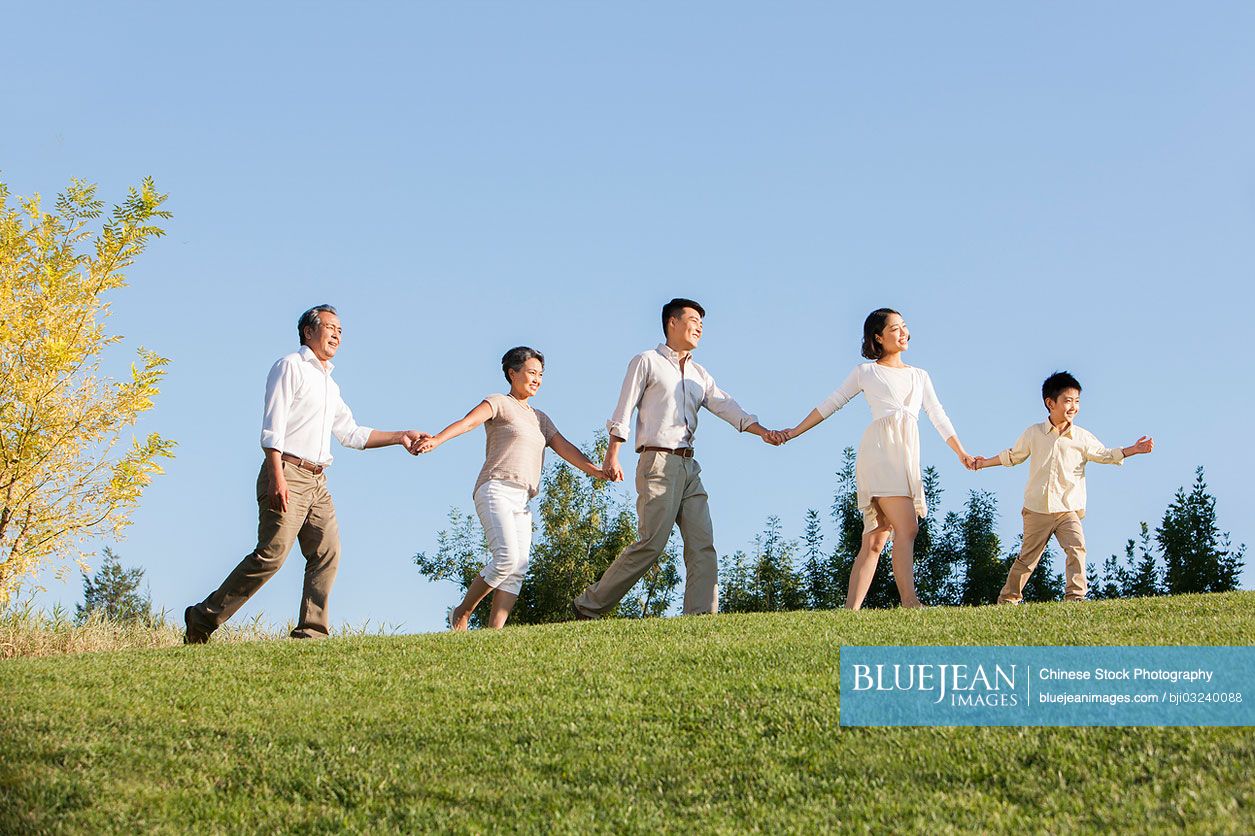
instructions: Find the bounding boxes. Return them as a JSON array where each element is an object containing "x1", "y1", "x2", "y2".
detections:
[
  {"x1": 501, "y1": 346, "x2": 544, "y2": 382},
  {"x1": 297, "y1": 304, "x2": 338, "y2": 345}
]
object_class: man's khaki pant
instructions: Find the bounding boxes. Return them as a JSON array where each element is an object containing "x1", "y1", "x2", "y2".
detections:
[
  {"x1": 574, "y1": 450, "x2": 718, "y2": 617},
  {"x1": 190, "y1": 461, "x2": 341, "y2": 638},
  {"x1": 998, "y1": 508, "x2": 1087, "y2": 604}
]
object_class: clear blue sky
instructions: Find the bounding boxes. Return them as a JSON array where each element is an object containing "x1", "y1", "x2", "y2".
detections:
[{"x1": 7, "y1": 3, "x2": 1253, "y2": 632}]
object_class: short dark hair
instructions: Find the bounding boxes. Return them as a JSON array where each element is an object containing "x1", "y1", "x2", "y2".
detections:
[
  {"x1": 861, "y1": 308, "x2": 901, "y2": 360},
  {"x1": 661, "y1": 298, "x2": 705, "y2": 336},
  {"x1": 502, "y1": 346, "x2": 544, "y2": 382},
  {"x1": 1042, "y1": 371, "x2": 1082, "y2": 403},
  {"x1": 297, "y1": 304, "x2": 337, "y2": 346}
]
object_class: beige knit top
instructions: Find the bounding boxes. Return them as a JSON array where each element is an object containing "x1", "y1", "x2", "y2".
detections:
[{"x1": 474, "y1": 393, "x2": 559, "y2": 498}]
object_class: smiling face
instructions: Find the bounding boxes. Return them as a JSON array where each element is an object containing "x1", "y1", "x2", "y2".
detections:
[
  {"x1": 1045, "y1": 388, "x2": 1081, "y2": 427},
  {"x1": 875, "y1": 313, "x2": 910, "y2": 357},
  {"x1": 665, "y1": 307, "x2": 704, "y2": 352},
  {"x1": 508, "y1": 357, "x2": 544, "y2": 399},
  {"x1": 303, "y1": 311, "x2": 342, "y2": 362}
]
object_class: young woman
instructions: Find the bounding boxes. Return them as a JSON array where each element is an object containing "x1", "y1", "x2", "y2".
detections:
[
  {"x1": 416, "y1": 347, "x2": 607, "y2": 629},
  {"x1": 784, "y1": 309, "x2": 975, "y2": 609}
]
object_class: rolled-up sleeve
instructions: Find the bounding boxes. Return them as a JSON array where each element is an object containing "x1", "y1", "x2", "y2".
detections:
[
  {"x1": 816, "y1": 367, "x2": 862, "y2": 419},
  {"x1": 997, "y1": 429, "x2": 1033, "y2": 468},
  {"x1": 331, "y1": 392, "x2": 373, "y2": 450},
  {"x1": 701, "y1": 372, "x2": 757, "y2": 432},
  {"x1": 1083, "y1": 429, "x2": 1125, "y2": 465},
  {"x1": 260, "y1": 358, "x2": 297, "y2": 452},
  {"x1": 606, "y1": 354, "x2": 648, "y2": 442}
]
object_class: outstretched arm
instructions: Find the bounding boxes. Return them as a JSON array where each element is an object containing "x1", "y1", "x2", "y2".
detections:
[
  {"x1": 365, "y1": 429, "x2": 431, "y2": 452},
  {"x1": 786, "y1": 408, "x2": 827, "y2": 441},
  {"x1": 550, "y1": 432, "x2": 616, "y2": 480},
  {"x1": 944, "y1": 435, "x2": 977, "y2": 471},
  {"x1": 785, "y1": 367, "x2": 862, "y2": 442},
  {"x1": 416, "y1": 401, "x2": 493, "y2": 454},
  {"x1": 974, "y1": 428, "x2": 1032, "y2": 470},
  {"x1": 1121, "y1": 436, "x2": 1154, "y2": 458}
]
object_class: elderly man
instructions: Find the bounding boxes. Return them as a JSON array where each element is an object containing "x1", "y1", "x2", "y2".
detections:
[
  {"x1": 184, "y1": 305, "x2": 426, "y2": 642},
  {"x1": 573, "y1": 298, "x2": 785, "y2": 619}
]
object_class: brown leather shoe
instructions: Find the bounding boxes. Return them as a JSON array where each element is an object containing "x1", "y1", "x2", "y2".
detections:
[
  {"x1": 184, "y1": 606, "x2": 211, "y2": 644},
  {"x1": 570, "y1": 601, "x2": 596, "y2": 621}
]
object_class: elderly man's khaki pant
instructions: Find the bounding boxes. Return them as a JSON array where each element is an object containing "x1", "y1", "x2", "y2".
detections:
[
  {"x1": 575, "y1": 450, "x2": 719, "y2": 617},
  {"x1": 189, "y1": 461, "x2": 341, "y2": 638},
  {"x1": 999, "y1": 508, "x2": 1088, "y2": 604}
]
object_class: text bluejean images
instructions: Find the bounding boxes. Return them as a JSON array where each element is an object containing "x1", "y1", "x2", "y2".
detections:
[{"x1": 839, "y1": 646, "x2": 1253, "y2": 727}]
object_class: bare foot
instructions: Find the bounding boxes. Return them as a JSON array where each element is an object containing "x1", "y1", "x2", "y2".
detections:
[
  {"x1": 449, "y1": 605, "x2": 470, "y2": 631},
  {"x1": 900, "y1": 599, "x2": 925, "y2": 609}
]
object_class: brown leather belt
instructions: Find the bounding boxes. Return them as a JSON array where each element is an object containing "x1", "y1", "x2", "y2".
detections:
[
  {"x1": 280, "y1": 453, "x2": 328, "y2": 475},
  {"x1": 640, "y1": 446, "x2": 695, "y2": 458}
]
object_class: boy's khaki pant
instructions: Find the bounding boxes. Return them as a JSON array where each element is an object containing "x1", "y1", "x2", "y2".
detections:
[
  {"x1": 998, "y1": 508, "x2": 1087, "y2": 603},
  {"x1": 190, "y1": 461, "x2": 341, "y2": 638},
  {"x1": 574, "y1": 450, "x2": 718, "y2": 617}
]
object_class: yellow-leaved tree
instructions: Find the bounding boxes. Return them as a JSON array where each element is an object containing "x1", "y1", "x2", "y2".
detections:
[{"x1": 0, "y1": 177, "x2": 176, "y2": 605}]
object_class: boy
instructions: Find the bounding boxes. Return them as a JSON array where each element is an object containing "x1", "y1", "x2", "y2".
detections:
[{"x1": 974, "y1": 371, "x2": 1153, "y2": 603}]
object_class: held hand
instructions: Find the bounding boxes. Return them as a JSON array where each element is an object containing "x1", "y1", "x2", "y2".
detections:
[
  {"x1": 761, "y1": 428, "x2": 789, "y2": 446},
  {"x1": 415, "y1": 437, "x2": 442, "y2": 455},
  {"x1": 603, "y1": 456, "x2": 624, "y2": 482},
  {"x1": 959, "y1": 452, "x2": 978, "y2": 471},
  {"x1": 401, "y1": 430, "x2": 431, "y2": 455},
  {"x1": 1129, "y1": 436, "x2": 1154, "y2": 455},
  {"x1": 269, "y1": 473, "x2": 290, "y2": 513}
]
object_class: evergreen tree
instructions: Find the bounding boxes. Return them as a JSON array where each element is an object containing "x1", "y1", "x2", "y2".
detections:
[
  {"x1": 913, "y1": 467, "x2": 959, "y2": 606},
  {"x1": 800, "y1": 509, "x2": 833, "y2": 610},
  {"x1": 750, "y1": 516, "x2": 806, "y2": 612},
  {"x1": 1122, "y1": 522, "x2": 1163, "y2": 598},
  {"x1": 76, "y1": 547, "x2": 151, "y2": 624},
  {"x1": 1090, "y1": 545, "x2": 1132, "y2": 601},
  {"x1": 719, "y1": 549, "x2": 757, "y2": 613},
  {"x1": 1157, "y1": 467, "x2": 1245, "y2": 594},
  {"x1": 958, "y1": 490, "x2": 1004, "y2": 606},
  {"x1": 929, "y1": 511, "x2": 966, "y2": 607}
]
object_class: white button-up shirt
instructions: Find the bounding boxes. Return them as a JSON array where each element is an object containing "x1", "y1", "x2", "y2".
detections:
[
  {"x1": 998, "y1": 420, "x2": 1124, "y2": 514},
  {"x1": 607, "y1": 343, "x2": 758, "y2": 452},
  {"x1": 259, "y1": 346, "x2": 373, "y2": 465}
]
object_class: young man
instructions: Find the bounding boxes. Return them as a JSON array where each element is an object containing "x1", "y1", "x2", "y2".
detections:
[
  {"x1": 572, "y1": 298, "x2": 787, "y2": 618},
  {"x1": 974, "y1": 371, "x2": 1154, "y2": 604},
  {"x1": 184, "y1": 305, "x2": 428, "y2": 643}
]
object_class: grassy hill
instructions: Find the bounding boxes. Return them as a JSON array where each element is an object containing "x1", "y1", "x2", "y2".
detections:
[{"x1": 2, "y1": 592, "x2": 1253, "y2": 833}]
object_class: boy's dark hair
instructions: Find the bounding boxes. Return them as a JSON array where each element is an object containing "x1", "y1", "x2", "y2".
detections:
[
  {"x1": 861, "y1": 307, "x2": 901, "y2": 360},
  {"x1": 502, "y1": 346, "x2": 545, "y2": 383},
  {"x1": 1042, "y1": 370, "x2": 1082, "y2": 403},
  {"x1": 661, "y1": 298, "x2": 705, "y2": 335}
]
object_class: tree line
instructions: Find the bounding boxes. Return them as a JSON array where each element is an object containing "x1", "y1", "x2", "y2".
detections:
[{"x1": 412, "y1": 438, "x2": 1246, "y2": 626}]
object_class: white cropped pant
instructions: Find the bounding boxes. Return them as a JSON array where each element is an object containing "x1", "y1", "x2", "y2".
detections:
[{"x1": 473, "y1": 480, "x2": 533, "y2": 596}]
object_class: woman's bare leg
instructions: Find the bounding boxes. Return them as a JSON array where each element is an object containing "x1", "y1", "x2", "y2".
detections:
[
  {"x1": 846, "y1": 500, "x2": 893, "y2": 610},
  {"x1": 876, "y1": 496, "x2": 922, "y2": 607},
  {"x1": 450, "y1": 575, "x2": 494, "y2": 630},
  {"x1": 486, "y1": 590, "x2": 520, "y2": 628}
]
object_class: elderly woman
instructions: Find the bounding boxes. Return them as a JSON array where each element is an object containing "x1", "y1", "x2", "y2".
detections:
[{"x1": 417, "y1": 346, "x2": 609, "y2": 629}]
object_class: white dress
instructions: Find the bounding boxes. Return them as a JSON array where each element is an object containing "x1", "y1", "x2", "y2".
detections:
[{"x1": 816, "y1": 363, "x2": 956, "y2": 530}]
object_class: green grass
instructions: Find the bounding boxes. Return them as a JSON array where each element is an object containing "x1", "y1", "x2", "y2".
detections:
[{"x1": 2, "y1": 592, "x2": 1253, "y2": 834}]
